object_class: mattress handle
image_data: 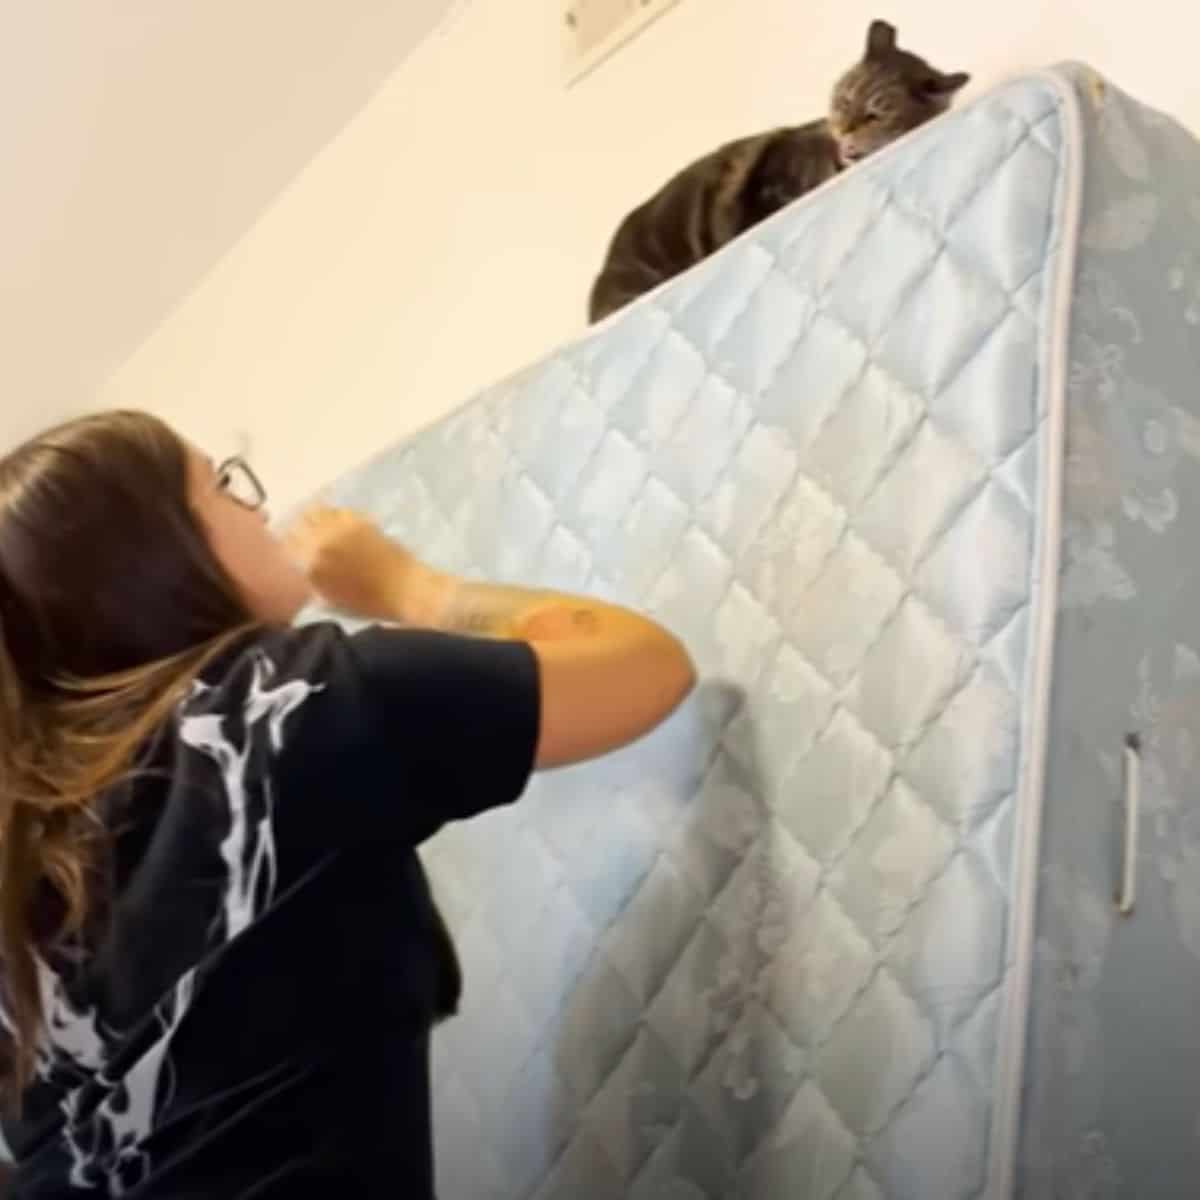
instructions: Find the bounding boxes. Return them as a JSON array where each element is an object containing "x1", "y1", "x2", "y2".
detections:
[{"x1": 1116, "y1": 734, "x2": 1141, "y2": 916}]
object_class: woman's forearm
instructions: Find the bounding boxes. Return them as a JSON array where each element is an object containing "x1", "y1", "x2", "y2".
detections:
[
  {"x1": 357, "y1": 545, "x2": 557, "y2": 636},
  {"x1": 323, "y1": 526, "x2": 642, "y2": 646}
]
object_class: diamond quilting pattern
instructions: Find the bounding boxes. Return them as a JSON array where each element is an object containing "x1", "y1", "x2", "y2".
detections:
[
  {"x1": 318, "y1": 76, "x2": 1073, "y2": 1198},
  {"x1": 826, "y1": 779, "x2": 957, "y2": 947}
]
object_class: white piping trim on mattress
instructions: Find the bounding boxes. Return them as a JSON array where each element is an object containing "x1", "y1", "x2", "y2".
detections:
[{"x1": 985, "y1": 68, "x2": 1086, "y2": 1200}]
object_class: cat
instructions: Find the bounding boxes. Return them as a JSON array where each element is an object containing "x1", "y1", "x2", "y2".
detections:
[{"x1": 588, "y1": 20, "x2": 969, "y2": 323}]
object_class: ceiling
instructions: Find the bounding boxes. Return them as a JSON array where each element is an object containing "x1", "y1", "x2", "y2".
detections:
[{"x1": 1, "y1": 0, "x2": 457, "y2": 449}]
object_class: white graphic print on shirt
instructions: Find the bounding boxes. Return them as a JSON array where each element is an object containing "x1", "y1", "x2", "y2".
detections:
[{"x1": 27, "y1": 650, "x2": 322, "y2": 1195}]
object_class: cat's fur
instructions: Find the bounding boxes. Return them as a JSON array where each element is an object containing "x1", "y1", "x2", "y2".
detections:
[{"x1": 588, "y1": 20, "x2": 969, "y2": 323}]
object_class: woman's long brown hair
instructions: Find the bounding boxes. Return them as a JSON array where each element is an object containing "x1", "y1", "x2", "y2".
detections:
[{"x1": 0, "y1": 411, "x2": 258, "y2": 1097}]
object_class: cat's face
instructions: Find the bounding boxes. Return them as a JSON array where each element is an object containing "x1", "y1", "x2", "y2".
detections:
[{"x1": 828, "y1": 20, "x2": 969, "y2": 166}]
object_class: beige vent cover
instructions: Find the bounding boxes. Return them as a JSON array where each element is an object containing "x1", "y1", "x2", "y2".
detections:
[{"x1": 564, "y1": 0, "x2": 684, "y2": 84}]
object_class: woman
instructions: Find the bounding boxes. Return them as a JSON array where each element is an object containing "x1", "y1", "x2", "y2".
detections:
[{"x1": 0, "y1": 410, "x2": 695, "y2": 1197}]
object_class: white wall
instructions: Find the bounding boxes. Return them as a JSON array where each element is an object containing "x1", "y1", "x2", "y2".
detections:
[
  {"x1": 0, "y1": 0, "x2": 454, "y2": 453},
  {"x1": 99, "y1": 0, "x2": 1200, "y2": 514}
]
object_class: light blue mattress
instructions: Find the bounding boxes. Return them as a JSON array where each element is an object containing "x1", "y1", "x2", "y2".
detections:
[{"x1": 316, "y1": 64, "x2": 1200, "y2": 1198}]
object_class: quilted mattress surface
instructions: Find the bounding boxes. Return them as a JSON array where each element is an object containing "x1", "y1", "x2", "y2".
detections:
[{"x1": 318, "y1": 64, "x2": 1200, "y2": 1198}]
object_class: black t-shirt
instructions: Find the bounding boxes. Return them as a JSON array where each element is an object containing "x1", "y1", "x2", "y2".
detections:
[{"x1": 2, "y1": 622, "x2": 541, "y2": 1198}]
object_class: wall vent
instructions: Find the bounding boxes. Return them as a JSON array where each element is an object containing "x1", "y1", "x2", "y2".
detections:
[{"x1": 564, "y1": 0, "x2": 684, "y2": 85}]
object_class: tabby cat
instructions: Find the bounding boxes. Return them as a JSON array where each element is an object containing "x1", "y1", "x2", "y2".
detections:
[{"x1": 588, "y1": 20, "x2": 969, "y2": 323}]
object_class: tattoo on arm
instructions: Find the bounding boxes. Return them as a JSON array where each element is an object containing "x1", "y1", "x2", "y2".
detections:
[
  {"x1": 440, "y1": 584, "x2": 550, "y2": 638},
  {"x1": 570, "y1": 609, "x2": 600, "y2": 633},
  {"x1": 456, "y1": 611, "x2": 498, "y2": 635},
  {"x1": 439, "y1": 584, "x2": 602, "y2": 640}
]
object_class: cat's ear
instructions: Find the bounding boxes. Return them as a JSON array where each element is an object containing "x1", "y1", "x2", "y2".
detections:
[
  {"x1": 923, "y1": 70, "x2": 970, "y2": 95},
  {"x1": 865, "y1": 19, "x2": 897, "y2": 59}
]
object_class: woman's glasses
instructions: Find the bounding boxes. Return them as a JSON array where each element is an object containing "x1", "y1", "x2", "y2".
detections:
[{"x1": 215, "y1": 456, "x2": 267, "y2": 512}]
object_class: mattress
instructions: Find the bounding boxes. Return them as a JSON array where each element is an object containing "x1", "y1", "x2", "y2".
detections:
[{"x1": 315, "y1": 64, "x2": 1200, "y2": 1198}]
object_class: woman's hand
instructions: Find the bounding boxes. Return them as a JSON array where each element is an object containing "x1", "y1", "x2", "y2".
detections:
[{"x1": 282, "y1": 507, "x2": 449, "y2": 625}]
